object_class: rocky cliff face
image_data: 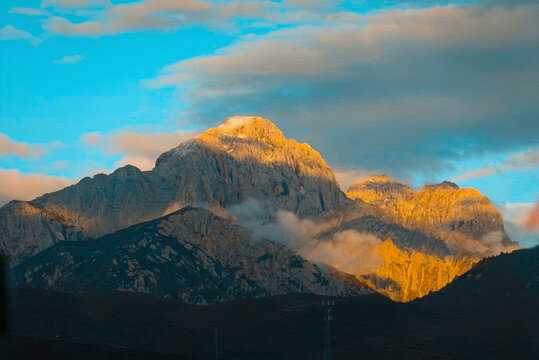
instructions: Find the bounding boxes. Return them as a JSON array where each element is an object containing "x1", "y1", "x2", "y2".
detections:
[
  {"x1": 1, "y1": 116, "x2": 345, "y2": 265},
  {"x1": 153, "y1": 116, "x2": 345, "y2": 216},
  {"x1": 361, "y1": 240, "x2": 479, "y2": 301},
  {"x1": 346, "y1": 175, "x2": 512, "y2": 254},
  {"x1": 309, "y1": 214, "x2": 480, "y2": 301},
  {"x1": 12, "y1": 207, "x2": 369, "y2": 304},
  {"x1": 0, "y1": 201, "x2": 85, "y2": 263}
]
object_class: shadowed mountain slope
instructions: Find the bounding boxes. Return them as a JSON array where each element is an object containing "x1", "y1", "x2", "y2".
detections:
[
  {"x1": 4, "y1": 246, "x2": 538, "y2": 359},
  {"x1": 10, "y1": 206, "x2": 369, "y2": 303}
]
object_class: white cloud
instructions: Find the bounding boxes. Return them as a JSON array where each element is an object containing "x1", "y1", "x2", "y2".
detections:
[
  {"x1": 230, "y1": 199, "x2": 384, "y2": 275},
  {"x1": 497, "y1": 202, "x2": 539, "y2": 248},
  {"x1": 54, "y1": 54, "x2": 86, "y2": 64},
  {"x1": 82, "y1": 129, "x2": 197, "y2": 170}
]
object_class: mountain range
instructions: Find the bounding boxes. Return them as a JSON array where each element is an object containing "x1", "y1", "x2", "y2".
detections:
[{"x1": 1, "y1": 116, "x2": 518, "y2": 302}]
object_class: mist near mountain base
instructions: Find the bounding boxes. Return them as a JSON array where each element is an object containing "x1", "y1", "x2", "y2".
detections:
[{"x1": 230, "y1": 199, "x2": 384, "y2": 275}]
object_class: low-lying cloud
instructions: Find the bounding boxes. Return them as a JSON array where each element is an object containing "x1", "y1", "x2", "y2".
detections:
[
  {"x1": 481, "y1": 230, "x2": 520, "y2": 255},
  {"x1": 496, "y1": 202, "x2": 539, "y2": 248},
  {"x1": 231, "y1": 199, "x2": 384, "y2": 275}
]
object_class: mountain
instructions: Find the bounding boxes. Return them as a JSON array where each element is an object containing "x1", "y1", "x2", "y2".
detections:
[
  {"x1": 11, "y1": 206, "x2": 368, "y2": 304},
  {"x1": 0, "y1": 116, "x2": 516, "y2": 303},
  {"x1": 1, "y1": 116, "x2": 345, "y2": 265},
  {"x1": 346, "y1": 175, "x2": 512, "y2": 254}
]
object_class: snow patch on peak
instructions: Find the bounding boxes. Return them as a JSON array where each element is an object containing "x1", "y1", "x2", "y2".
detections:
[{"x1": 217, "y1": 116, "x2": 261, "y2": 131}]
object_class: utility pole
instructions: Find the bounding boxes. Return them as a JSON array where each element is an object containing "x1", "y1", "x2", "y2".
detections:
[
  {"x1": 322, "y1": 299, "x2": 334, "y2": 360},
  {"x1": 215, "y1": 325, "x2": 218, "y2": 360}
]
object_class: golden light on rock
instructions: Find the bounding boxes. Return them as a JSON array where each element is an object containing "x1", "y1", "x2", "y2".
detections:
[{"x1": 359, "y1": 239, "x2": 479, "y2": 302}]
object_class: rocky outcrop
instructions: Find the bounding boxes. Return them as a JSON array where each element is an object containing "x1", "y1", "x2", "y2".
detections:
[{"x1": 12, "y1": 207, "x2": 370, "y2": 304}]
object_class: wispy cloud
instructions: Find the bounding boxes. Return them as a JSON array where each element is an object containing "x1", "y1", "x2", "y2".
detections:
[
  {"x1": 54, "y1": 54, "x2": 86, "y2": 64},
  {"x1": 82, "y1": 129, "x2": 197, "y2": 170},
  {"x1": 43, "y1": 0, "x2": 275, "y2": 37},
  {"x1": 8, "y1": 7, "x2": 49, "y2": 16},
  {"x1": 452, "y1": 148, "x2": 539, "y2": 182},
  {"x1": 0, "y1": 134, "x2": 58, "y2": 159},
  {"x1": 0, "y1": 25, "x2": 41, "y2": 46},
  {"x1": 42, "y1": 0, "x2": 112, "y2": 8}
]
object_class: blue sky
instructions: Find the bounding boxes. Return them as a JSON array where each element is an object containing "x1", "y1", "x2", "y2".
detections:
[{"x1": 0, "y1": 0, "x2": 538, "y2": 242}]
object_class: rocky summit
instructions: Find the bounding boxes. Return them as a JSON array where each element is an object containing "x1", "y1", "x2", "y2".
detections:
[
  {"x1": 1, "y1": 116, "x2": 518, "y2": 303},
  {"x1": 346, "y1": 175, "x2": 513, "y2": 254}
]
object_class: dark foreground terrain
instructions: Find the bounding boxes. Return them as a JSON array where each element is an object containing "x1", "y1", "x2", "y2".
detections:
[{"x1": 2, "y1": 246, "x2": 539, "y2": 359}]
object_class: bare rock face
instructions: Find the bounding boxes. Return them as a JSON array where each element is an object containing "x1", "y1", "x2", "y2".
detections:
[
  {"x1": 1, "y1": 116, "x2": 345, "y2": 265},
  {"x1": 361, "y1": 240, "x2": 479, "y2": 302},
  {"x1": 12, "y1": 207, "x2": 370, "y2": 304},
  {"x1": 346, "y1": 175, "x2": 512, "y2": 254},
  {"x1": 0, "y1": 201, "x2": 84, "y2": 264},
  {"x1": 153, "y1": 116, "x2": 346, "y2": 216}
]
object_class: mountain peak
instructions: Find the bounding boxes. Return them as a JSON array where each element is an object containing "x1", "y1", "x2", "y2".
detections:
[
  {"x1": 347, "y1": 175, "x2": 412, "y2": 199},
  {"x1": 423, "y1": 181, "x2": 459, "y2": 190},
  {"x1": 204, "y1": 116, "x2": 287, "y2": 145}
]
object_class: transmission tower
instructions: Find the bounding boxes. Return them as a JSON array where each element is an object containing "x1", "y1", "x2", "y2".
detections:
[{"x1": 322, "y1": 299, "x2": 334, "y2": 360}]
